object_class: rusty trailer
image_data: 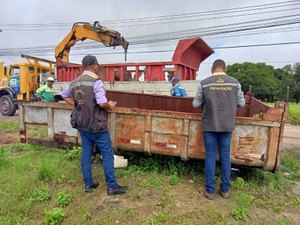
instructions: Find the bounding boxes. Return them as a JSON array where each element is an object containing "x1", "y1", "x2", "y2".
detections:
[{"x1": 18, "y1": 92, "x2": 286, "y2": 171}]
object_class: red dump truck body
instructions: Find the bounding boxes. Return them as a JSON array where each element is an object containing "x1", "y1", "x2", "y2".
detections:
[{"x1": 56, "y1": 37, "x2": 214, "y2": 82}]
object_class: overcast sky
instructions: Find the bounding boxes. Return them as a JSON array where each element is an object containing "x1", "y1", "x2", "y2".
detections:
[{"x1": 0, "y1": 0, "x2": 299, "y2": 78}]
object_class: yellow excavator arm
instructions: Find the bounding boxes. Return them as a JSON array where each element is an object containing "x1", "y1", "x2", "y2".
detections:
[{"x1": 55, "y1": 21, "x2": 129, "y2": 63}]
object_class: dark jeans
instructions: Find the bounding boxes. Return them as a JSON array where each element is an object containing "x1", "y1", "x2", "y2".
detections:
[
  {"x1": 79, "y1": 130, "x2": 117, "y2": 189},
  {"x1": 203, "y1": 131, "x2": 232, "y2": 194}
]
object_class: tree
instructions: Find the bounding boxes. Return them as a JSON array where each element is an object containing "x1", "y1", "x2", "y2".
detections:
[
  {"x1": 294, "y1": 63, "x2": 300, "y2": 83},
  {"x1": 274, "y1": 68, "x2": 296, "y2": 101},
  {"x1": 227, "y1": 62, "x2": 280, "y2": 102},
  {"x1": 294, "y1": 87, "x2": 300, "y2": 103}
]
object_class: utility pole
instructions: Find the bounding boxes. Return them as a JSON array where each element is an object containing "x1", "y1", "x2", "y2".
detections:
[{"x1": 286, "y1": 86, "x2": 290, "y2": 103}]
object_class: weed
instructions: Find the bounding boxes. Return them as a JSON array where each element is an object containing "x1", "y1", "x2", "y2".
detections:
[
  {"x1": 249, "y1": 170, "x2": 283, "y2": 191},
  {"x1": 209, "y1": 210, "x2": 226, "y2": 224},
  {"x1": 37, "y1": 163, "x2": 54, "y2": 181},
  {"x1": 28, "y1": 188, "x2": 51, "y2": 204},
  {"x1": 231, "y1": 193, "x2": 253, "y2": 221},
  {"x1": 0, "y1": 216, "x2": 28, "y2": 225},
  {"x1": 273, "y1": 206, "x2": 283, "y2": 213},
  {"x1": 285, "y1": 198, "x2": 300, "y2": 208},
  {"x1": 65, "y1": 146, "x2": 82, "y2": 160},
  {"x1": 192, "y1": 174, "x2": 203, "y2": 181},
  {"x1": 143, "y1": 212, "x2": 169, "y2": 225},
  {"x1": 231, "y1": 207, "x2": 249, "y2": 221},
  {"x1": 156, "y1": 198, "x2": 166, "y2": 208},
  {"x1": 236, "y1": 193, "x2": 253, "y2": 208},
  {"x1": 45, "y1": 208, "x2": 65, "y2": 225},
  {"x1": 55, "y1": 190, "x2": 71, "y2": 207},
  {"x1": 281, "y1": 155, "x2": 298, "y2": 172},
  {"x1": 168, "y1": 173, "x2": 180, "y2": 185},
  {"x1": 294, "y1": 198, "x2": 300, "y2": 207},
  {"x1": 140, "y1": 174, "x2": 164, "y2": 188},
  {"x1": 130, "y1": 190, "x2": 142, "y2": 199},
  {"x1": 231, "y1": 177, "x2": 246, "y2": 190},
  {"x1": 125, "y1": 205, "x2": 135, "y2": 217},
  {"x1": 275, "y1": 217, "x2": 294, "y2": 225},
  {"x1": 129, "y1": 154, "x2": 204, "y2": 176},
  {"x1": 82, "y1": 210, "x2": 91, "y2": 220},
  {"x1": 265, "y1": 171, "x2": 283, "y2": 191},
  {"x1": 280, "y1": 155, "x2": 300, "y2": 180},
  {"x1": 156, "y1": 194, "x2": 174, "y2": 209}
]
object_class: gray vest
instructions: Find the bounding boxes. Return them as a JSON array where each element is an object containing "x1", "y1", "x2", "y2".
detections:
[
  {"x1": 201, "y1": 74, "x2": 239, "y2": 132},
  {"x1": 69, "y1": 74, "x2": 108, "y2": 132}
]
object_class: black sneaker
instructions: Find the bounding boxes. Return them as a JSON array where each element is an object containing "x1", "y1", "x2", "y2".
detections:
[
  {"x1": 107, "y1": 185, "x2": 128, "y2": 196},
  {"x1": 85, "y1": 182, "x2": 99, "y2": 193}
]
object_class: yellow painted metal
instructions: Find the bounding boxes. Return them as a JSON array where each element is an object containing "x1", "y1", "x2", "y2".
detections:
[
  {"x1": 0, "y1": 62, "x2": 8, "y2": 81},
  {"x1": 55, "y1": 21, "x2": 129, "y2": 62},
  {"x1": 0, "y1": 59, "x2": 52, "y2": 101}
]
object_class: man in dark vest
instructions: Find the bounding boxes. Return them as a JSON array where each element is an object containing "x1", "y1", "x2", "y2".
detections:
[
  {"x1": 193, "y1": 59, "x2": 245, "y2": 200},
  {"x1": 61, "y1": 55, "x2": 128, "y2": 196}
]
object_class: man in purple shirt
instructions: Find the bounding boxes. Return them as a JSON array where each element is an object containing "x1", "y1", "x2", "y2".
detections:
[{"x1": 61, "y1": 55, "x2": 128, "y2": 196}]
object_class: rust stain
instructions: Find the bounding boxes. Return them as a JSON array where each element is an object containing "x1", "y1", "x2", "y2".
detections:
[
  {"x1": 234, "y1": 155, "x2": 254, "y2": 163},
  {"x1": 260, "y1": 154, "x2": 265, "y2": 161},
  {"x1": 237, "y1": 136, "x2": 255, "y2": 153},
  {"x1": 20, "y1": 129, "x2": 26, "y2": 143},
  {"x1": 263, "y1": 108, "x2": 283, "y2": 122}
]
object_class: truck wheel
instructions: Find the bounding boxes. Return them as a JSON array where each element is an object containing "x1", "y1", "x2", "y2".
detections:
[{"x1": 0, "y1": 95, "x2": 17, "y2": 116}]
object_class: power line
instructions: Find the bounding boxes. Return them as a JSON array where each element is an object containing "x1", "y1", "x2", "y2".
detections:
[
  {"x1": 214, "y1": 41, "x2": 300, "y2": 49},
  {"x1": 19, "y1": 41, "x2": 299, "y2": 57},
  {"x1": 1, "y1": 14, "x2": 299, "y2": 55},
  {"x1": 0, "y1": 0, "x2": 299, "y2": 30}
]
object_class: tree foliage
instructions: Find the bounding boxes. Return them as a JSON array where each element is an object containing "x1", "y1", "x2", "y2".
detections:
[{"x1": 226, "y1": 62, "x2": 300, "y2": 102}]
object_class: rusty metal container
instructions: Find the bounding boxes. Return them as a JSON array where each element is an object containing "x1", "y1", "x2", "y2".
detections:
[{"x1": 18, "y1": 92, "x2": 286, "y2": 171}]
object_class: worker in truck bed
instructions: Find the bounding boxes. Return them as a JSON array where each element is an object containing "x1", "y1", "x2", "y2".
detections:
[
  {"x1": 170, "y1": 77, "x2": 187, "y2": 97},
  {"x1": 193, "y1": 59, "x2": 245, "y2": 200},
  {"x1": 60, "y1": 54, "x2": 128, "y2": 196},
  {"x1": 35, "y1": 77, "x2": 55, "y2": 102}
]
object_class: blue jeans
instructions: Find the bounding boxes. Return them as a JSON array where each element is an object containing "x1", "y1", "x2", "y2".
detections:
[
  {"x1": 79, "y1": 130, "x2": 117, "y2": 189},
  {"x1": 203, "y1": 132, "x2": 232, "y2": 194}
]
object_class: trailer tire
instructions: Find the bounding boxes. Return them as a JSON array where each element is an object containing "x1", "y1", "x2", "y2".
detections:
[{"x1": 0, "y1": 95, "x2": 17, "y2": 116}]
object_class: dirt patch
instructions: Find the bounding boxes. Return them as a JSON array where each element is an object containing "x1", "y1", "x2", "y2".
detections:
[
  {"x1": 0, "y1": 113, "x2": 19, "y2": 123},
  {"x1": 0, "y1": 133, "x2": 19, "y2": 146},
  {"x1": 282, "y1": 124, "x2": 300, "y2": 149},
  {"x1": 292, "y1": 182, "x2": 300, "y2": 196}
]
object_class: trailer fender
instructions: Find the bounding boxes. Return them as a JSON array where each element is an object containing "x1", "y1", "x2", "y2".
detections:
[
  {"x1": 0, "y1": 87, "x2": 15, "y2": 99},
  {"x1": 0, "y1": 87, "x2": 17, "y2": 116}
]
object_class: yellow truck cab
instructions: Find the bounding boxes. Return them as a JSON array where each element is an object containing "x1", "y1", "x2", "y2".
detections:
[{"x1": 0, "y1": 60, "x2": 51, "y2": 116}]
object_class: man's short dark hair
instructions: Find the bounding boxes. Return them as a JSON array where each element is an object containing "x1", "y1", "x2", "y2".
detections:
[
  {"x1": 212, "y1": 59, "x2": 226, "y2": 70},
  {"x1": 82, "y1": 55, "x2": 98, "y2": 67}
]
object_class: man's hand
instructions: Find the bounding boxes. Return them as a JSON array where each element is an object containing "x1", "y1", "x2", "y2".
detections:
[
  {"x1": 108, "y1": 101, "x2": 117, "y2": 110},
  {"x1": 99, "y1": 101, "x2": 117, "y2": 110},
  {"x1": 63, "y1": 97, "x2": 74, "y2": 106}
]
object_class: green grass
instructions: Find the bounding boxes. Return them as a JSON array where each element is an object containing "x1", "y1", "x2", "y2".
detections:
[
  {"x1": 0, "y1": 121, "x2": 48, "y2": 139},
  {"x1": 0, "y1": 121, "x2": 19, "y2": 133},
  {"x1": 0, "y1": 143, "x2": 299, "y2": 224},
  {"x1": 288, "y1": 103, "x2": 300, "y2": 124}
]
